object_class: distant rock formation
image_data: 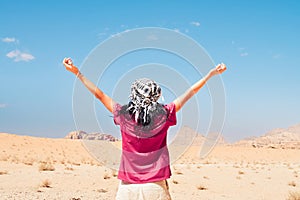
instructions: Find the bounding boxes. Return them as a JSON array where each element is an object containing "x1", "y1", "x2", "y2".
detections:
[
  {"x1": 65, "y1": 131, "x2": 118, "y2": 142},
  {"x1": 65, "y1": 131, "x2": 87, "y2": 139},
  {"x1": 234, "y1": 123, "x2": 300, "y2": 149}
]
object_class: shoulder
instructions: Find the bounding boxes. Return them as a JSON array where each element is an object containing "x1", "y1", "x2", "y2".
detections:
[
  {"x1": 113, "y1": 103, "x2": 128, "y2": 125},
  {"x1": 113, "y1": 103, "x2": 127, "y2": 113},
  {"x1": 163, "y1": 102, "x2": 177, "y2": 126},
  {"x1": 163, "y1": 102, "x2": 176, "y2": 112}
]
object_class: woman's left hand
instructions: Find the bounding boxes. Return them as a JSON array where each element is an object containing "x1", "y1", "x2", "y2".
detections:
[{"x1": 62, "y1": 57, "x2": 79, "y2": 76}]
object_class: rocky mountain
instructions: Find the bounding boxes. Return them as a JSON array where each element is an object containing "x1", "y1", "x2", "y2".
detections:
[
  {"x1": 234, "y1": 123, "x2": 300, "y2": 149},
  {"x1": 65, "y1": 131, "x2": 118, "y2": 142}
]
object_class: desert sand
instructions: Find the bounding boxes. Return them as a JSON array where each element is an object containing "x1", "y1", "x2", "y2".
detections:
[{"x1": 1, "y1": 132, "x2": 300, "y2": 200}]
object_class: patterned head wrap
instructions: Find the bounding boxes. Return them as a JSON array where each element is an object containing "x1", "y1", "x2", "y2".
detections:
[{"x1": 127, "y1": 78, "x2": 162, "y2": 124}]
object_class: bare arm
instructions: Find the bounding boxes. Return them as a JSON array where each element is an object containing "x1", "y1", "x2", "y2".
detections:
[
  {"x1": 77, "y1": 73, "x2": 115, "y2": 112},
  {"x1": 173, "y1": 63, "x2": 226, "y2": 112},
  {"x1": 62, "y1": 58, "x2": 115, "y2": 113}
]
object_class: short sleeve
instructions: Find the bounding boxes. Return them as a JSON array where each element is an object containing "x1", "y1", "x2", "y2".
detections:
[
  {"x1": 164, "y1": 102, "x2": 177, "y2": 126},
  {"x1": 113, "y1": 103, "x2": 122, "y2": 125}
]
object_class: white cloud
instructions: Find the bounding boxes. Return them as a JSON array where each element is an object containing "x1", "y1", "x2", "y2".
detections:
[
  {"x1": 190, "y1": 21, "x2": 201, "y2": 27},
  {"x1": 2, "y1": 37, "x2": 16, "y2": 43},
  {"x1": 6, "y1": 50, "x2": 35, "y2": 62},
  {"x1": 0, "y1": 104, "x2": 7, "y2": 108},
  {"x1": 240, "y1": 52, "x2": 249, "y2": 57}
]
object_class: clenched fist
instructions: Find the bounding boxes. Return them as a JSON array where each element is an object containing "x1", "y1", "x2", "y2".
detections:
[{"x1": 62, "y1": 57, "x2": 79, "y2": 76}]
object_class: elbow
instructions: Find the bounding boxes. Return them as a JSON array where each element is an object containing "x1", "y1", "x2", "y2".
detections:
[{"x1": 94, "y1": 90, "x2": 104, "y2": 100}]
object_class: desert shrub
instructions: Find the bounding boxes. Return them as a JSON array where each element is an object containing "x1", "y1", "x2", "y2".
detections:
[
  {"x1": 0, "y1": 170, "x2": 8, "y2": 175},
  {"x1": 40, "y1": 179, "x2": 51, "y2": 188},
  {"x1": 288, "y1": 181, "x2": 297, "y2": 187},
  {"x1": 39, "y1": 162, "x2": 55, "y2": 171},
  {"x1": 197, "y1": 184, "x2": 207, "y2": 190}
]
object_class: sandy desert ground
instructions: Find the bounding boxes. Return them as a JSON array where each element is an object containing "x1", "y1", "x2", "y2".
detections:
[{"x1": 1, "y1": 132, "x2": 300, "y2": 200}]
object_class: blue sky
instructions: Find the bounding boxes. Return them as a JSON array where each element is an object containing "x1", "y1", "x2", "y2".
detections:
[{"x1": 0, "y1": 0, "x2": 299, "y2": 142}]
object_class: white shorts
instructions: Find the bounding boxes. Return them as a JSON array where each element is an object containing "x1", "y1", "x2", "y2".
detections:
[{"x1": 116, "y1": 180, "x2": 171, "y2": 200}]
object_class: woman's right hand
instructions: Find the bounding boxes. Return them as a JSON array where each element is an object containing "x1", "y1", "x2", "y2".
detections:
[
  {"x1": 62, "y1": 57, "x2": 79, "y2": 76},
  {"x1": 209, "y1": 63, "x2": 227, "y2": 76}
]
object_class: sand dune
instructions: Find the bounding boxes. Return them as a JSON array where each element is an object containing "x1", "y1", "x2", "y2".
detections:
[{"x1": 1, "y1": 131, "x2": 300, "y2": 200}]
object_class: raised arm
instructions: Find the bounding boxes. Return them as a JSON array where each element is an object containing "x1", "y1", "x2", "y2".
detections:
[
  {"x1": 62, "y1": 58, "x2": 115, "y2": 113},
  {"x1": 173, "y1": 63, "x2": 226, "y2": 112}
]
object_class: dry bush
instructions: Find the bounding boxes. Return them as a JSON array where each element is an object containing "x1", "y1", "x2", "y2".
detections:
[
  {"x1": 39, "y1": 162, "x2": 55, "y2": 171},
  {"x1": 89, "y1": 160, "x2": 95, "y2": 166},
  {"x1": 238, "y1": 170, "x2": 245, "y2": 175},
  {"x1": 0, "y1": 154, "x2": 9, "y2": 161},
  {"x1": 97, "y1": 188, "x2": 108, "y2": 193},
  {"x1": 96, "y1": 163, "x2": 102, "y2": 166},
  {"x1": 288, "y1": 181, "x2": 297, "y2": 187},
  {"x1": 204, "y1": 160, "x2": 211, "y2": 165},
  {"x1": 71, "y1": 162, "x2": 81, "y2": 166},
  {"x1": 175, "y1": 170, "x2": 183, "y2": 175},
  {"x1": 81, "y1": 158, "x2": 88, "y2": 165},
  {"x1": 0, "y1": 170, "x2": 8, "y2": 175},
  {"x1": 112, "y1": 170, "x2": 118, "y2": 177},
  {"x1": 23, "y1": 158, "x2": 35, "y2": 166},
  {"x1": 287, "y1": 191, "x2": 300, "y2": 200},
  {"x1": 65, "y1": 167, "x2": 74, "y2": 171},
  {"x1": 293, "y1": 171, "x2": 298, "y2": 178},
  {"x1": 10, "y1": 155, "x2": 19, "y2": 163},
  {"x1": 103, "y1": 172, "x2": 111, "y2": 180},
  {"x1": 197, "y1": 184, "x2": 207, "y2": 190},
  {"x1": 40, "y1": 179, "x2": 51, "y2": 188}
]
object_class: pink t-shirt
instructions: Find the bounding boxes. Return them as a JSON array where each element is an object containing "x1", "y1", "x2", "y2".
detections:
[{"x1": 113, "y1": 102, "x2": 177, "y2": 183}]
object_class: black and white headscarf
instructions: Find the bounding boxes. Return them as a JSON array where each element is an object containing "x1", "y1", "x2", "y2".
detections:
[{"x1": 127, "y1": 78, "x2": 162, "y2": 124}]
